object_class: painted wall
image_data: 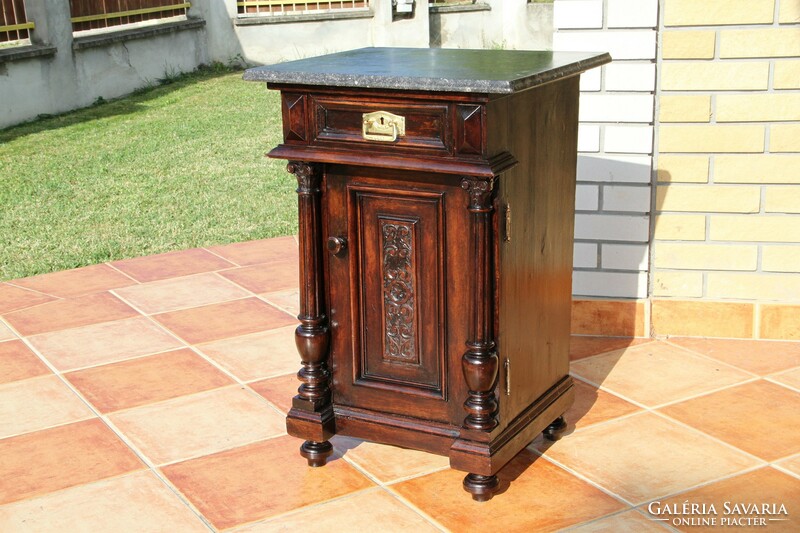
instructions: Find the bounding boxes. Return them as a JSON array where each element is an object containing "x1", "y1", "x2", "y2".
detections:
[{"x1": 553, "y1": 0, "x2": 658, "y2": 303}]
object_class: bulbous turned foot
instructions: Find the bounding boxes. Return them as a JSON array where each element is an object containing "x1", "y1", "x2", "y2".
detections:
[
  {"x1": 300, "y1": 440, "x2": 333, "y2": 467},
  {"x1": 463, "y1": 473, "x2": 499, "y2": 502},
  {"x1": 543, "y1": 415, "x2": 567, "y2": 442}
]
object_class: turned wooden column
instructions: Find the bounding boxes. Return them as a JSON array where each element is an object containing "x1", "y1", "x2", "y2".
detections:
[
  {"x1": 287, "y1": 160, "x2": 334, "y2": 467},
  {"x1": 459, "y1": 176, "x2": 500, "y2": 501}
]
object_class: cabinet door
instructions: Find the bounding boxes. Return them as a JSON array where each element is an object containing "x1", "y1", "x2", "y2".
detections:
[{"x1": 326, "y1": 169, "x2": 464, "y2": 423}]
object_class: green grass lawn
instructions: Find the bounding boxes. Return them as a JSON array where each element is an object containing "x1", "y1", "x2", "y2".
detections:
[{"x1": 0, "y1": 67, "x2": 295, "y2": 281}]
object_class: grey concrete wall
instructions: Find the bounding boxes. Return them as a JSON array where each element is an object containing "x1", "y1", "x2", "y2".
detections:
[
  {"x1": 198, "y1": 0, "x2": 430, "y2": 66},
  {"x1": 432, "y1": 0, "x2": 553, "y2": 50},
  {"x1": 1, "y1": 0, "x2": 554, "y2": 129},
  {"x1": 0, "y1": 0, "x2": 207, "y2": 129}
]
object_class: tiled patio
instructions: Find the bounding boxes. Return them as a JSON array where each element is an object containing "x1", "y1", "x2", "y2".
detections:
[{"x1": 1, "y1": 236, "x2": 799, "y2": 532}]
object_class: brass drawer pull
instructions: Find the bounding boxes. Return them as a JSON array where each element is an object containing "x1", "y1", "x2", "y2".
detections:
[{"x1": 362, "y1": 110, "x2": 406, "y2": 142}]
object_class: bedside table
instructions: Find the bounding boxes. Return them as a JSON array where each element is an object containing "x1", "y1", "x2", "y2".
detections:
[{"x1": 245, "y1": 47, "x2": 610, "y2": 501}]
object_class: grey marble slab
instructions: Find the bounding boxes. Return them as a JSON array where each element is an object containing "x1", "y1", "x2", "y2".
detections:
[{"x1": 243, "y1": 47, "x2": 610, "y2": 94}]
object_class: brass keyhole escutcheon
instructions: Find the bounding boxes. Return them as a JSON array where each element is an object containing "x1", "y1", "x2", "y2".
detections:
[
  {"x1": 362, "y1": 110, "x2": 406, "y2": 142},
  {"x1": 327, "y1": 236, "x2": 347, "y2": 256}
]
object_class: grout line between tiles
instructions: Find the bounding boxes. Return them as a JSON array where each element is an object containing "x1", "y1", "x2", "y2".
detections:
[
  {"x1": 201, "y1": 247, "x2": 244, "y2": 268},
  {"x1": 252, "y1": 293, "x2": 298, "y2": 320},
  {"x1": 153, "y1": 433, "x2": 289, "y2": 469},
  {"x1": 52, "y1": 343, "x2": 190, "y2": 374},
  {"x1": 648, "y1": 409, "x2": 770, "y2": 465},
  {"x1": 764, "y1": 375, "x2": 800, "y2": 394},
  {"x1": 0, "y1": 328, "x2": 218, "y2": 529},
  {"x1": 659, "y1": 338, "x2": 769, "y2": 378},
  {"x1": 258, "y1": 292, "x2": 300, "y2": 318},
  {"x1": 2, "y1": 281, "x2": 64, "y2": 299},
  {"x1": 555, "y1": 507, "x2": 655, "y2": 533},
  {"x1": 380, "y1": 485, "x2": 451, "y2": 532},
  {"x1": 98, "y1": 416, "x2": 219, "y2": 531},
  {"x1": 117, "y1": 292, "x2": 256, "y2": 318},
  {"x1": 527, "y1": 449, "x2": 638, "y2": 507},
  {"x1": 113, "y1": 289, "x2": 302, "y2": 421},
  {"x1": 772, "y1": 461, "x2": 800, "y2": 482},
  {"x1": 567, "y1": 372, "x2": 772, "y2": 464},
  {"x1": 628, "y1": 463, "x2": 769, "y2": 514},
  {"x1": 102, "y1": 261, "x2": 144, "y2": 284},
  {"x1": 225, "y1": 487, "x2": 382, "y2": 532}
]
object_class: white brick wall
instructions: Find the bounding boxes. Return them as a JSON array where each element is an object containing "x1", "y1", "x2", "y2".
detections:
[{"x1": 556, "y1": 0, "x2": 657, "y2": 299}]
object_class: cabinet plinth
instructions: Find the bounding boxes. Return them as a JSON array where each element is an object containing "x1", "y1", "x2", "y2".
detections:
[{"x1": 246, "y1": 47, "x2": 610, "y2": 501}]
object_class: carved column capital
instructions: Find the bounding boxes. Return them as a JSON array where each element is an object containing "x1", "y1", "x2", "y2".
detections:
[
  {"x1": 288, "y1": 161, "x2": 321, "y2": 193},
  {"x1": 460, "y1": 177, "x2": 495, "y2": 212}
]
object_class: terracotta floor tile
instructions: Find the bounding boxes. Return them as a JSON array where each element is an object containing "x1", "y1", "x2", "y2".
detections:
[
  {"x1": 532, "y1": 412, "x2": 760, "y2": 505},
  {"x1": 659, "y1": 380, "x2": 800, "y2": 461},
  {"x1": 111, "y1": 248, "x2": 235, "y2": 283},
  {"x1": 261, "y1": 288, "x2": 300, "y2": 317},
  {"x1": 570, "y1": 510, "x2": 669, "y2": 532},
  {"x1": 570, "y1": 336, "x2": 653, "y2": 361},
  {"x1": 208, "y1": 236, "x2": 298, "y2": 267},
  {"x1": 769, "y1": 367, "x2": 800, "y2": 391},
  {"x1": 161, "y1": 435, "x2": 374, "y2": 529},
  {"x1": 218, "y1": 260, "x2": 299, "y2": 294},
  {"x1": 113, "y1": 272, "x2": 250, "y2": 315},
  {"x1": 243, "y1": 488, "x2": 438, "y2": 532},
  {"x1": 776, "y1": 454, "x2": 800, "y2": 477},
  {"x1": 668, "y1": 337, "x2": 800, "y2": 376},
  {"x1": 27, "y1": 316, "x2": 183, "y2": 372},
  {"x1": 65, "y1": 348, "x2": 232, "y2": 413},
  {"x1": 0, "y1": 321, "x2": 16, "y2": 341},
  {"x1": 110, "y1": 386, "x2": 286, "y2": 465},
  {"x1": 642, "y1": 468, "x2": 800, "y2": 532},
  {"x1": 153, "y1": 298, "x2": 295, "y2": 344},
  {"x1": 249, "y1": 374, "x2": 298, "y2": 414},
  {"x1": 3, "y1": 292, "x2": 138, "y2": 337},
  {"x1": 332, "y1": 435, "x2": 449, "y2": 483},
  {"x1": 571, "y1": 341, "x2": 753, "y2": 407},
  {"x1": 0, "y1": 471, "x2": 207, "y2": 532},
  {"x1": 0, "y1": 375, "x2": 95, "y2": 439},
  {"x1": 564, "y1": 378, "x2": 641, "y2": 432},
  {"x1": 197, "y1": 326, "x2": 298, "y2": 381},
  {"x1": 393, "y1": 449, "x2": 625, "y2": 532},
  {"x1": 0, "y1": 283, "x2": 56, "y2": 314},
  {"x1": 0, "y1": 339, "x2": 50, "y2": 384},
  {"x1": 0, "y1": 419, "x2": 144, "y2": 505},
  {"x1": 12, "y1": 264, "x2": 137, "y2": 298}
]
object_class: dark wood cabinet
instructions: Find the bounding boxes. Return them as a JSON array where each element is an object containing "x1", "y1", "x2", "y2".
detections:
[{"x1": 245, "y1": 48, "x2": 609, "y2": 501}]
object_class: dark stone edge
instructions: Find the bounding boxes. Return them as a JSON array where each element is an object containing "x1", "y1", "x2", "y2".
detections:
[
  {"x1": 243, "y1": 52, "x2": 612, "y2": 94},
  {"x1": 429, "y1": 3, "x2": 491, "y2": 14},
  {"x1": 72, "y1": 18, "x2": 205, "y2": 51},
  {"x1": 235, "y1": 8, "x2": 373, "y2": 25},
  {"x1": 0, "y1": 44, "x2": 57, "y2": 64}
]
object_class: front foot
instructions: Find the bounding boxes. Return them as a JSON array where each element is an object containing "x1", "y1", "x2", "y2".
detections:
[
  {"x1": 300, "y1": 440, "x2": 333, "y2": 467},
  {"x1": 463, "y1": 473, "x2": 499, "y2": 502},
  {"x1": 543, "y1": 415, "x2": 567, "y2": 442}
]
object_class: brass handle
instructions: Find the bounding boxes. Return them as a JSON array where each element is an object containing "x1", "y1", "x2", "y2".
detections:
[
  {"x1": 327, "y1": 236, "x2": 347, "y2": 256},
  {"x1": 362, "y1": 110, "x2": 406, "y2": 142},
  {"x1": 504, "y1": 358, "x2": 511, "y2": 396}
]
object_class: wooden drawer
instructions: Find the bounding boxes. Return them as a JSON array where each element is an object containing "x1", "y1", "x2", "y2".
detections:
[{"x1": 311, "y1": 96, "x2": 452, "y2": 155}]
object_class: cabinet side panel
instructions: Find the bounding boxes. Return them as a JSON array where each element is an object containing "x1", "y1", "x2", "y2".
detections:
[{"x1": 493, "y1": 77, "x2": 580, "y2": 428}]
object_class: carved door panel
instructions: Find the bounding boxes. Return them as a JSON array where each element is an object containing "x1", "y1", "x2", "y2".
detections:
[{"x1": 326, "y1": 170, "x2": 457, "y2": 423}]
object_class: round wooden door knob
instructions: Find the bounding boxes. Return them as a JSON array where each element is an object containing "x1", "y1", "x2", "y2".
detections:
[{"x1": 327, "y1": 236, "x2": 347, "y2": 256}]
